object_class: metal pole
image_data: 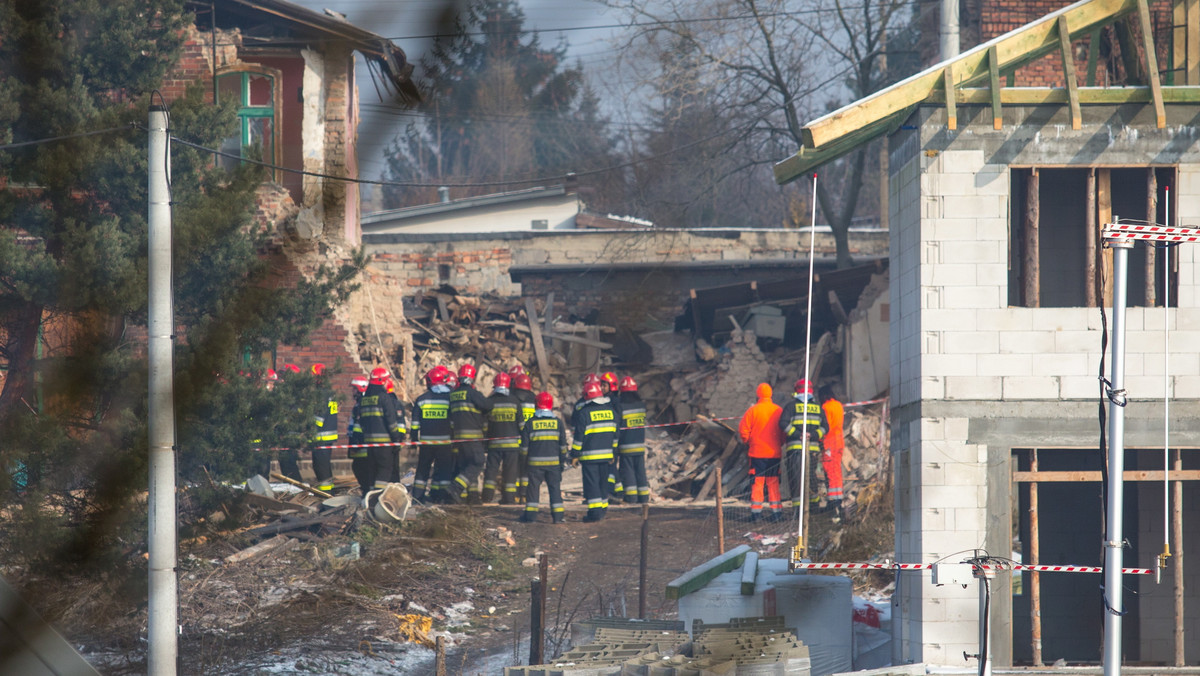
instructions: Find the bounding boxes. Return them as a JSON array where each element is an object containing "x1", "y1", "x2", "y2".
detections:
[
  {"x1": 1173, "y1": 448, "x2": 1185, "y2": 666},
  {"x1": 639, "y1": 503, "x2": 650, "y2": 618},
  {"x1": 147, "y1": 105, "x2": 178, "y2": 676},
  {"x1": 536, "y1": 554, "x2": 547, "y2": 664},
  {"x1": 940, "y1": 0, "x2": 961, "y2": 60},
  {"x1": 1102, "y1": 239, "x2": 1132, "y2": 676},
  {"x1": 1030, "y1": 450, "x2": 1042, "y2": 667},
  {"x1": 715, "y1": 467, "x2": 725, "y2": 555},
  {"x1": 977, "y1": 568, "x2": 994, "y2": 676}
]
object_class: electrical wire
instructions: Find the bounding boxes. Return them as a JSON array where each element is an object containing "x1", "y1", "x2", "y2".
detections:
[{"x1": 0, "y1": 124, "x2": 137, "y2": 151}]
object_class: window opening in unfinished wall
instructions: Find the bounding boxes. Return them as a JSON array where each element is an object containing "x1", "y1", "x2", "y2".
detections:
[{"x1": 1008, "y1": 167, "x2": 1177, "y2": 308}]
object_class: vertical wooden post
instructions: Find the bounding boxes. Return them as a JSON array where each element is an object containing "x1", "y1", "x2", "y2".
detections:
[
  {"x1": 1030, "y1": 449, "x2": 1043, "y2": 667},
  {"x1": 639, "y1": 503, "x2": 650, "y2": 618},
  {"x1": 1174, "y1": 449, "x2": 1185, "y2": 666},
  {"x1": 1024, "y1": 169, "x2": 1041, "y2": 307},
  {"x1": 715, "y1": 466, "x2": 725, "y2": 555},
  {"x1": 1099, "y1": 169, "x2": 1114, "y2": 307},
  {"x1": 1146, "y1": 169, "x2": 1159, "y2": 306},
  {"x1": 435, "y1": 636, "x2": 446, "y2": 676},
  {"x1": 524, "y1": 297, "x2": 552, "y2": 379},
  {"x1": 529, "y1": 578, "x2": 544, "y2": 665},
  {"x1": 1086, "y1": 169, "x2": 1098, "y2": 307}
]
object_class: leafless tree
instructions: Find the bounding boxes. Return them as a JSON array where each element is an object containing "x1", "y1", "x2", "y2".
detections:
[{"x1": 603, "y1": 0, "x2": 911, "y2": 266}]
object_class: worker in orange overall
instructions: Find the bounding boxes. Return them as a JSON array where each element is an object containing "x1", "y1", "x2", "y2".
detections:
[
  {"x1": 821, "y1": 389, "x2": 846, "y2": 523},
  {"x1": 738, "y1": 383, "x2": 784, "y2": 522}
]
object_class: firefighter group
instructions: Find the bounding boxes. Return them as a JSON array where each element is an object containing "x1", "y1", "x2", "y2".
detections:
[
  {"x1": 342, "y1": 364, "x2": 649, "y2": 523},
  {"x1": 259, "y1": 362, "x2": 846, "y2": 526}
]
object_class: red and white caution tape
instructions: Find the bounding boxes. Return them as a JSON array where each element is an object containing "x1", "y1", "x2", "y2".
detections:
[
  {"x1": 790, "y1": 561, "x2": 1152, "y2": 576},
  {"x1": 1103, "y1": 222, "x2": 1200, "y2": 243}
]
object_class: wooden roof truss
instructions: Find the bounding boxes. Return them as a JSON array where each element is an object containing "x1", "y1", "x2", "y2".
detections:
[{"x1": 774, "y1": 0, "x2": 1200, "y2": 184}]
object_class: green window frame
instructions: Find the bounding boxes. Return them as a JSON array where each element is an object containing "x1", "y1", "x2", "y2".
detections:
[{"x1": 216, "y1": 69, "x2": 278, "y2": 179}]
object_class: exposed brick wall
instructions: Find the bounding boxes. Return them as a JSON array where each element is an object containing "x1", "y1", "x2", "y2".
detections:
[{"x1": 977, "y1": 0, "x2": 1173, "y2": 87}]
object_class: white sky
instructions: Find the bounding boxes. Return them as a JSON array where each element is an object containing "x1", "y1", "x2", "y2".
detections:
[{"x1": 288, "y1": 0, "x2": 631, "y2": 182}]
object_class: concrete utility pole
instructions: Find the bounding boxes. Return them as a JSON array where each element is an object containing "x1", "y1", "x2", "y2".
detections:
[
  {"x1": 147, "y1": 105, "x2": 178, "y2": 675},
  {"x1": 940, "y1": 0, "x2": 960, "y2": 61}
]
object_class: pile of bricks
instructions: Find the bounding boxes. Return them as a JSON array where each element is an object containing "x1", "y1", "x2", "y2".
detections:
[{"x1": 692, "y1": 617, "x2": 811, "y2": 676}]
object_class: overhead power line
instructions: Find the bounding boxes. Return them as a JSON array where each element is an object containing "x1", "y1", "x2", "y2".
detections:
[{"x1": 0, "y1": 124, "x2": 137, "y2": 151}]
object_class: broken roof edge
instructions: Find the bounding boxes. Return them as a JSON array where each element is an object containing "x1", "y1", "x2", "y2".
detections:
[
  {"x1": 774, "y1": 0, "x2": 1143, "y2": 185},
  {"x1": 209, "y1": 0, "x2": 420, "y2": 103}
]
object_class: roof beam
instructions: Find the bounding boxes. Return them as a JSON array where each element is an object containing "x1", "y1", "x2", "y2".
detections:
[
  {"x1": 776, "y1": 0, "x2": 1142, "y2": 185},
  {"x1": 1058, "y1": 16, "x2": 1083, "y2": 129},
  {"x1": 1136, "y1": 0, "x2": 1167, "y2": 127},
  {"x1": 798, "y1": 0, "x2": 1138, "y2": 150},
  {"x1": 989, "y1": 45, "x2": 1003, "y2": 129},
  {"x1": 944, "y1": 66, "x2": 957, "y2": 130}
]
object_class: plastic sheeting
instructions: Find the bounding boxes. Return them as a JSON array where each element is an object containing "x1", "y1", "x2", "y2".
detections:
[{"x1": 678, "y1": 558, "x2": 852, "y2": 676}]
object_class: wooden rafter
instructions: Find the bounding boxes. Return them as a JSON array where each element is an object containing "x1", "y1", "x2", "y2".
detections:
[
  {"x1": 775, "y1": 0, "x2": 1144, "y2": 184},
  {"x1": 1058, "y1": 16, "x2": 1083, "y2": 129},
  {"x1": 1136, "y1": 0, "x2": 1166, "y2": 127}
]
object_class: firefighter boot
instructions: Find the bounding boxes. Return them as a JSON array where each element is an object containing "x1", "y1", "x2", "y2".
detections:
[
  {"x1": 552, "y1": 512, "x2": 565, "y2": 524},
  {"x1": 481, "y1": 487, "x2": 496, "y2": 504},
  {"x1": 519, "y1": 510, "x2": 537, "y2": 523}
]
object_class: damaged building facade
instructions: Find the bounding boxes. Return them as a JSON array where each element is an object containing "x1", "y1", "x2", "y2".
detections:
[{"x1": 776, "y1": 0, "x2": 1200, "y2": 668}]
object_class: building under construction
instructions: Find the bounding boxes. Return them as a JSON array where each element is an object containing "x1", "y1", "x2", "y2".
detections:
[{"x1": 775, "y1": 0, "x2": 1200, "y2": 668}]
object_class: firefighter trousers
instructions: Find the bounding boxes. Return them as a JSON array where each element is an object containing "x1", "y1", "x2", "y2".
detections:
[
  {"x1": 452, "y1": 440, "x2": 486, "y2": 502},
  {"x1": 524, "y1": 466, "x2": 564, "y2": 518},
  {"x1": 483, "y1": 448, "x2": 520, "y2": 504},
  {"x1": 580, "y1": 460, "x2": 610, "y2": 521},
  {"x1": 617, "y1": 453, "x2": 649, "y2": 503},
  {"x1": 429, "y1": 443, "x2": 457, "y2": 502},
  {"x1": 311, "y1": 443, "x2": 334, "y2": 491},
  {"x1": 412, "y1": 444, "x2": 436, "y2": 499}
]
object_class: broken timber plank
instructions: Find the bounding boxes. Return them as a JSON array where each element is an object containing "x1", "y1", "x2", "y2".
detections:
[
  {"x1": 692, "y1": 436, "x2": 743, "y2": 502},
  {"x1": 523, "y1": 297, "x2": 553, "y2": 378},
  {"x1": 270, "y1": 472, "x2": 333, "y2": 499},
  {"x1": 665, "y1": 545, "x2": 751, "y2": 600},
  {"x1": 225, "y1": 534, "x2": 290, "y2": 564},
  {"x1": 246, "y1": 515, "x2": 337, "y2": 539}
]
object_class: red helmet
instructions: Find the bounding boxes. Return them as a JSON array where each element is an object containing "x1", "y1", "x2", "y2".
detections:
[
  {"x1": 446, "y1": 372, "x2": 459, "y2": 388},
  {"x1": 583, "y1": 373, "x2": 601, "y2": 386},
  {"x1": 264, "y1": 369, "x2": 279, "y2": 382},
  {"x1": 458, "y1": 364, "x2": 476, "y2": 383},
  {"x1": 619, "y1": 376, "x2": 638, "y2": 392},
  {"x1": 493, "y1": 372, "x2": 511, "y2": 389},
  {"x1": 385, "y1": 377, "x2": 396, "y2": 393},
  {"x1": 508, "y1": 364, "x2": 525, "y2": 376},
  {"x1": 512, "y1": 373, "x2": 533, "y2": 391},
  {"x1": 369, "y1": 367, "x2": 389, "y2": 385},
  {"x1": 535, "y1": 392, "x2": 554, "y2": 410},
  {"x1": 600, "y1": 372, "x2": 618, "y2": 392},
  {"x1": 794, "y1": 379, "x2": 814, "y2": 396},
  {"x1": 351, "y1": 376, "x2": 368, "y2": 394},
  {"x1": 310, "y1": 363, "x2": 326, "y2": 377},
  {"x1": 426, "y1": 367, "x2": 448, "y2": 387},
  {"x1": 583, "y1": 381, "x2": 604, "y2": 400},
  {"x1": 281, "y1": 363, "x2": 301, "y2": 376}
]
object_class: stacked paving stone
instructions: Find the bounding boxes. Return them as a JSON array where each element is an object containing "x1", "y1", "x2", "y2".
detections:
[{"x1": 691, "y1": 617, "x2": 811, "y2": 676}]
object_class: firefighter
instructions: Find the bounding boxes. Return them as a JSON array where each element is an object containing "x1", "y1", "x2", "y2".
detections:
[
  {"x1": 778, "y1": 378, "x2": 828, "y2": 510},
  {"x1": 616, "y1": 376, "x2": 650, "y2": 504},
  {"x1": 511, "y1": 370, "x2": 536, "y2": 502},
  {"x1": 449, "y1": 363, "x2": 493, "y2": 503},
  {"x1": 570, "y1": 380, "x2": 619, "y2": 522},
  {"x1": 519, "y1": 391, "x2": 569, "y2": 523},
  {"x1": 483, "y1": 372, "x2": 523, "y2": 504},
  {"x1": 308, "y1": 363, "x2": 339, "y2": 492},
  {"x1": 347, "y1": 376, "x2": 371, "y2": 494},
  {"x1": 358, "y1": 367, "x2": 406, "y2": 489},
  {"x1": 598, "y1": 371, "x2": 623, "y2": 500},
  {"x1": 410, "y1": 366, "x2": 452, "y2": 502},
  {"x1": 739, "y1": 382, "x2": 784, "y2": 522},
  {"x1": 384, "y1": 376, "x2": 409, "y2": 483},
  {"x1": 820, "y1": 388, "x2": 846, "y2": 523}
]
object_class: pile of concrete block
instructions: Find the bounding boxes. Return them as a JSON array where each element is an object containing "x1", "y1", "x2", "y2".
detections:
[
  {"x1": 691, "y1": 617, "x2": 811, "y2": 676},
  {"x1": 505, "y1": 619, "x2": 689, "y2": 676}
]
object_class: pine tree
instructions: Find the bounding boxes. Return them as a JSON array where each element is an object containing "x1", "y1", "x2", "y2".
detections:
[
  {"x1": 381, "y1": 0, "x2": 621, "y2": 209},
  {"x1": 0, "y1": 0, "x2": 359, "y2": 566}
]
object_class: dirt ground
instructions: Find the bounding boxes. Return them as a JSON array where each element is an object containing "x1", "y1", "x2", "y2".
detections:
[{"x1": 5, "y1": 484, "x2": 891, "y2": 676}]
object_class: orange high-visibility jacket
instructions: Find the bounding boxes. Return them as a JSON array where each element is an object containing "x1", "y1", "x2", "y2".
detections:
[
  {"x1": 822, "y1": 398, "x2": 845, "y2": 453},
  {"x1": 739, "y1": 383, "x2": 784, "y2": 459}
]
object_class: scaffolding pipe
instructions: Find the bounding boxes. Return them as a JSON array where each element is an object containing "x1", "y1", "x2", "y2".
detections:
[
  {"x1": 1030, "y1": 449, "x2": 1042, "y2": 667},
  {"x1": 1102, "y1": 238, "x2": 1132, "y2": 676},
  {"x1": 147, "y1": 105, "x2": 178, "y2": 675}
]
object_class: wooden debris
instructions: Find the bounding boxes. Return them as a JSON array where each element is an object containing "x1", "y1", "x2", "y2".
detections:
[{"x1": 225, "y1": 534, "x2": 290, "y2": 564}]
